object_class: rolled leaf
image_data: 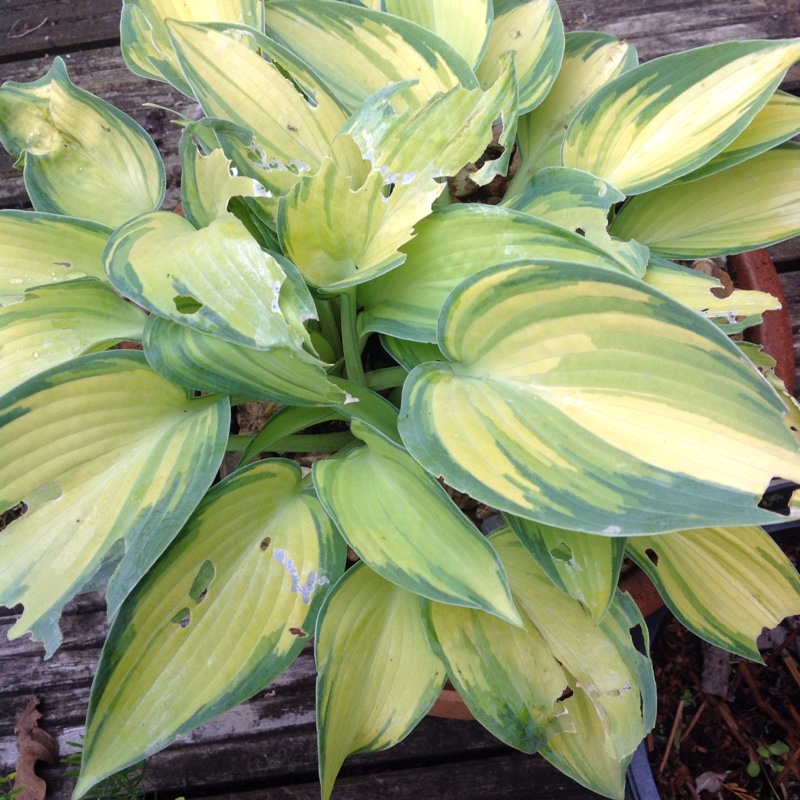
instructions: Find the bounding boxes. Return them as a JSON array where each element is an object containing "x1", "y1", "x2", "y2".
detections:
[
  {"x1": 143, "y1": 316, "x2": 345, "y2": 407},
  {"x1": 121, "y1": 0, "x2": 264, "y2": 96},
  {"x1": 313, "y1": 420, "x2": 521, "y2": 624},
  {"x1": 475, "y1": 0, "x2": 564, "y2": 115},
  {"x1": 105, "y1": 210, "x2": 316, "y2": 352},
  {"x1": 507, "y1": 31, "x2": 637, "y2": 195},
  {"x1": 0, "y1": 58, "x2": 164, "y2": 227},
  {"x1": 561, "y1": 38, "x2": 800, "y2": 194},
  {"x1": 0, "y1": 352, "x2": 229, "y2": 656},
  {"x1": 262, "y1": 0, "x2": 477, "y2": 112},
  {"x1": 315, "y1": 563, "x2": 446, "y2": 800},
  {"x1": 505, "y1": 515, "x2": 625, "y2": 621},
  {"x1": 626, "y1": 526, "x2": 800, "y2": 660},
  {"x1": 0, "y1": 211, "x2": 110, "y2": 305},
  {"x1": 610, "y1": 144, "x2": 800, "y2": 258},
  {"x1": 425, "y1": 525, "x2": 654, "y2": 799},
  {"x1": 381, "y1": 334, "x2": 443, "y2": 371},
  {"x1": 398, "y1": 262, "x2": 800, "y2": 534},
  {"x1": 383, "y1": 0, "x2": 492, "y2": 68},
  {"x1": 0, "y1": 279, "x2": 146, "y2": 397},
  {"x1": 76, "y1": 459, "x2": 345, "y2": 794},
  {"x1": 357, "y1": 204, "x2": 643, "y2": 342}
]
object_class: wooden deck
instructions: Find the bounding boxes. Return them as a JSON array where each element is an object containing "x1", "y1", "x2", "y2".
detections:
[{"x1": 2, "y1": 2, "x2": 800, "y2": 798}]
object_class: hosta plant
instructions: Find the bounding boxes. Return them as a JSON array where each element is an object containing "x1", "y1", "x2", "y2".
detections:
[{"x1": 4, "y1": 1, "x2": 800, "y2": 798}]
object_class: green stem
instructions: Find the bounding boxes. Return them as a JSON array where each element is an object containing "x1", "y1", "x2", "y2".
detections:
[
  {"x1": 340, "y1": 288, "x2": 366, "y2": 386},
  {"x1": 316, "y1": 298, "x2": 343, "y2": 361},
  {"x1": 365, "y1": 366, "x2": 408, "y2": 392}
]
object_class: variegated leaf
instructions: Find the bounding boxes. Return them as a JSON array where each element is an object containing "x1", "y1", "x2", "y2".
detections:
[
  {"x1": 398, "y1": 262, "x2": 800, "y2": 534},
  {"x1": 380, "y1": 334, "x2": 443, "y2": 371},
  {"x1": 505, "y1": 515, "x2": 624, "y2": 621},
  {"x1": 475, "y1": 0, "x2": 563, "y2": 115},
  {"x1": 105, "y1": 210, "x2": 316, "y2": 352},
  {"x1": 316, "y1": 563, "x2": 446, "y2": 800},
  {"x1": 0, "y1": 59, "x2": 164, "y2": 227},
  {"x1": 0, "y1": 279, "x2": 146, "y2": 397},
  {"x1": 341, "y1": 56, "x2": 516, "y2": 187},
  {"x1": 166, "y1": 20, "x2": 349, "y2": 210},
  {"x1": 610, "y1": 144, "x2": 800, "y2": 258},
  {"x1": 279, "y1": 156, "x2": 442, "y2": 291},
  {"x1": 0, "y1": 352, "x2": 229, "y2": 656},
  {"x1": 671, "y1": 89, "x2": 800, "y2": 184},
  {"x1": 357, "y1": 205, "x2": 643, "y2": 342},
  {"x1": 644, "y1": 257, "x2": 780, "y2": 329},
  {"x1": 425, "y1": 525, "x2": 654, "y2": 799},
  {"x1": 313, "y1": 420, "x2": 521, "y2": 624},
  {"x1": 502, "y1": 166, "x2": 649, "y2": 277},
  {"x1": 120, "y1": 0, "x2": 264, "y2": 96},
  {"x1": 626, "y1": 526, "x2": 800, "y2": 660},
  {"x1": 143, "y1": 316, "x2": 345, "y2": 407},
  {"x1": 262, "y1": 0, "x2": 478, "y2": 112},
  {"x1": 179, "y1": 135, "x2": 267, "y2": 229},
  {"x1": 561, "y1": 39, "x2": 800, "y2": 195},
  {"x1": 0, "y1": 211, "x2": 110, "y2": 305},
  {"x1": 76, "y1": 459, "x2": 345, "y2": 794},
  {"x1": 507, "y1": 31, "x2": 637, "y2": 195}
]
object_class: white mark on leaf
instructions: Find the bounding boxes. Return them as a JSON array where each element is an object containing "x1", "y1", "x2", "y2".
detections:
[{"x1": 273, "y1": 549, "x2": 329, "y2": 604}]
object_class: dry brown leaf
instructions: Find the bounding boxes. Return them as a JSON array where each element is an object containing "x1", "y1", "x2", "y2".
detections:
[{"x1": 13, "y1": 695, "x2": 58, "y2": 800}]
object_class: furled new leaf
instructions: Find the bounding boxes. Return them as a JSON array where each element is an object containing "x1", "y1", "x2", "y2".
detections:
[
  {"x1": 380, "y1": 334, "x2": 443, "y2": 372},
  {"x1": 76, "y1": 459, "x2": 345, "y2": 795},
  {"x1": 105, "y1": 210, "x2": 316, "y2": 352},
  {"x1": 315, "y1": 563, "x2": 446, "y2": 800},
  {"x1": 507, "y1": 31, "x2": 637, "y2": 195},
  {"x1": 505, "y1": 515, "x2": 624, "y2": 620},
  {"x1": 0, "y1": 59, "x2": 164, "y2": 228},
  {"x1": 0, "y1": 352, "x2": 229, "y2": 657},
  {"x1": 0, "y1": 211, "x2": 109, "y2": 305},
  {"x1": 425, "y1": 526, "x2": 654, "y2": 799},
  {"x1": 561, "y1": 39, "x2": 800, "y2": 194},
  {"x1": 357, "y1": 205, "x2": 643, "y2": 342},
  {"x1": 166, "y1": 20, "x2": 349, "y2": 210},
  {"x1": 383, "y1": 0, "x2": 493, "y2": 69},
  {"x1": 502, "y1": 167, "x2": 649, "y2": 277},
  {"x1": 475, "y1": 0, "x2": 563, "y2": 115},
  {"x1": 610, "y1": 144, "x2": 800, "y2": 258},
  {"x1": 313, "y1": 420, "x2": 521, "y2": 624},
  {"x1": 143, "y1": 316, "x2": 345, "y2": 407},
  {"x1": 121, "y1": 0, "x2": 264, "y2": 96},
  {"x1": 262, "y1": 0, "x2": 478, "y2": 112},
  {"x1": 626, "y1": 526, "x2": 800, "y2": 660},
  {"x1": 398, "y1": 262, "x2": 800, "y2": 534},
  {"x1": 0, "y1": 279, "x2": 146, "y2": 397}
]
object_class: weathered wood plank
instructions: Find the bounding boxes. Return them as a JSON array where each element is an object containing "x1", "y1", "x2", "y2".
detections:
[{"x1": 779, "y1": 270, "x2": 800, "y2": 392}]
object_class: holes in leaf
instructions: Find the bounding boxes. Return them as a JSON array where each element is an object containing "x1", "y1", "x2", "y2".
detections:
[
  {"x1": 260, "y1": 537, "x2": 272, "y2": 551},
  {"x1": 0, "y1": 501, "x2": 28, "y2": 531},
  {"x1": 171, "y1": 608, "x2": 192, "y2": 628},
  {"x1": 549, "y1": 542, "x2": 573, "y2": 563},
  {"x1": 189, "y1": 559, "x2": 215, "y2": 604},
  {"x1": 645, "y1": 548, "x2": 659, "y2": 566},
  {"x1": 575, "y1": 227, "x2": 586, "y2": 236},
  {"x1": 555, "y1": 685, "x2": 574, "y2": 703},
  {"x1": 289, "y1": 627, "x2": 308, "y2": 637},
  {"x1": 173, "y1": 295, "x2": 203, "y2": 314}
]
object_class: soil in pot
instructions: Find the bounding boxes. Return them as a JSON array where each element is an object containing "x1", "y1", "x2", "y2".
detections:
[{"x1": 647, "y1": 537, "x2": 800, "y2": 800}]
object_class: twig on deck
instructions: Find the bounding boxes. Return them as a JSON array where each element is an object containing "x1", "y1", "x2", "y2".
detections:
[
  {"x1": 658, "y1": 696, "x2": 684, "y2": 777},
  {"x1": 7, "y1": 18, "x2": 48, "y2": 39}
]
